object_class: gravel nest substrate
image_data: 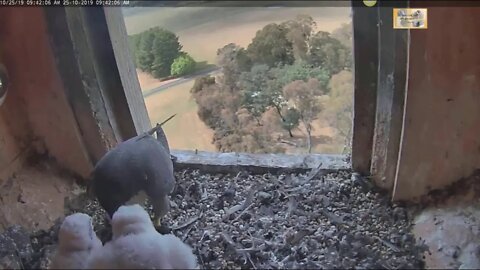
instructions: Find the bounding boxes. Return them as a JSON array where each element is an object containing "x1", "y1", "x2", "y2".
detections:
[{"x1": 27, "y1": 169, "x2": 426, "y2": 269}]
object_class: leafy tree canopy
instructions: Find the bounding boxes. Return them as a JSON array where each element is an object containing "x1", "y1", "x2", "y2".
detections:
[
  {"x1": 246, "y1": 23, "x2": 294, "y2": 68},
  {"x1": 130, "y1": 27, "x2": 183, "y2": 78},
  {"x1": 171, "y1": 53, "x2": 196, "y2": 77}
]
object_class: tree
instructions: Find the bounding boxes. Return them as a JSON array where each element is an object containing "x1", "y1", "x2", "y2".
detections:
[
  {"x1": 281, "y1": 107, "x2": 301, "y2": 137},
  {"x1": 246, "y1": 23, "x2": 294, "y2": 67},
  {"x1": 236, "y1": 48, "x2": 252, "y2": 73},
  {"x1": 150, "y1": 28, "x2": 182, "y2": 78},
  {"x1": 191, "y1": 82, "x2": 227, "y2": 129},
  {"x1": 136, "y1": 29, "x2": 156, "y2": 73},
  {"x1": 283, "y1": 78, "x2": 325, "y2": 153},
  {"x1": 189, "y1": 17, "x2": 354, "y2": 155},
  {"x1": 283, "y1": 14, "x2": 316, "y2": 62},
  {"x1": 216, "y1": 43, "x2": 251, "y2": 90},
  {"x1": 331, "y1": 22, "x2": 353, "y2": 51},
  {"x1": 270, "y1": 61, "x2": 330, "y2": 91},
  {"x1": 128, "y1": 34, "x2": 142, "y2": 65},
  {"x1": 171, "y1": 53, "x2": 196, "y2": 76},
  {"x1": 308, "y1": 31, "x2": 351, "y2": 76},
  {"x1": 322, "y1": 70, "x2": 354, "y2": 153},
  {"x1": 191, "y1": 75, "x2": 215, "y2": 94},
  {"x1": 130, "y1": 27, "x2": 182, "y2": 78},
  {"x1": 239, "y1": 64, "x2": 273, "y2": 123},
  {"x1": 239, "y1": 62, "x2": 330, "y2": 137}
]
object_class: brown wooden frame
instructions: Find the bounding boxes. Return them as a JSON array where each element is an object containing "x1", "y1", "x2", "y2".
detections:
[
  {"x1": 44, "y1": 5, "x2": 406, "y2": 191},
  {"x1": 44, "y1": 7, "x2": 151, "y2": 165},
  {"x1": 351, "y1": 1, "x2": 410, "y2": 196}
]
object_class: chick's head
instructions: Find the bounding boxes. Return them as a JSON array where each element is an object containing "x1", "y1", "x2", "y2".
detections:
[
  {"x1": 58, "y1": 213, "x2": 100, "y2": 252},
  {"x1": 111, "y1": 204, "x2": 156, "y2": 239}
]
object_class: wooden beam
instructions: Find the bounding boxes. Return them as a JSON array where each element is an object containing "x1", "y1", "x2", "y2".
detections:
[
  {"x1": 44, "y1": 7, "x2": 151, "y2": 165},
  {"x1": 370, "y1": 3, "x2": 408, "y2": 191},
  {"x1": 103, "y1": 7, "x2": 151, "y2": 135},
  {"x1": 44, "y1": 7, "x2": 116, "y2": 165},
  {"x1": 351, "y1": 2, "x2": 379, "y2": 175},
  {"x1": 172, "y1": 150, "x2": 349, "y2": 175}
]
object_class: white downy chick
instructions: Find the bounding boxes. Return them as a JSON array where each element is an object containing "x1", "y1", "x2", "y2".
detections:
[
  {"x1": 50, "y1": 213, "x2": 103, "y2": 269},
  {"x1": 111, "y1": 203, "x2": 157, "y2": 240},
  {"x1": 87, "y1": 204, "x2": 198, "y2": 269}
]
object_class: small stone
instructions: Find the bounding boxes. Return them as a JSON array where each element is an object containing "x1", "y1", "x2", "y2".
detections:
[
  {"x1": 324, "y1": 230, "x2": 335, "y2": 239},
  {"x1": 257, "y1": 191, "x2": 272, "y2": 204}
]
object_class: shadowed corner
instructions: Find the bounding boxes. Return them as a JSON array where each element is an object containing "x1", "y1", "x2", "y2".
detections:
[{"x1": 85, "y1": 172, "x2": 96, "y2": 199}]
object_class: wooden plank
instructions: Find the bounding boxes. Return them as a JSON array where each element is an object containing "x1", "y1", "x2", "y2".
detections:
[
  {"x1": 393, "y1": 5, "x2": 480, "y2": 200},
  {"x1": 351, "y1": 3, "x2": 379, "y2": 175},
  {"x1": 44, "y1": 7, "x2": 118, "y2": 164},
  {"x1": 103, "y1": 7, "x2": 151, "y2": 135},
  {"x1": 370, "y1": 3, "x2": 408, "y2": 191},
  {"x1": 80, "y1": 8, "x2": 139, "y2": 141},
  {"x1": 172, "y1": 150, "x2": 349, "y2": 175},
  {"x1": 44, "y1": 7, "x2": 152, "y2": 166}
]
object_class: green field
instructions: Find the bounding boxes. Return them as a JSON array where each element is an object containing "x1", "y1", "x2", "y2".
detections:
[{"x1": 124, "y1": 6, "x2": 351, "y2": 152}]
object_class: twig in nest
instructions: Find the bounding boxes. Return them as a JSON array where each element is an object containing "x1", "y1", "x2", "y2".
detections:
[
  {"x1": 285, "y1": 229, "x2": 313, "y2": 246},
  {"x1": 220, "y1": 232, "x2": 258, "y2": 269},
  {"x1": 248, "y1": 231, "x2": 255, "y2": 248},
  {"x1": 245, "y1": 252, "x2": 257, "y2": 270},
  {"x1": 373, "y1": 236, "x2": 401, "y2": 252},
  {"x1": 319, "y1": 209, "x2": 345, "y2": 225},
  {"x1": 13, "y1": 248, "x2": 24, "y2": 270},
  {"x1": 280, "y1": 253, "x2": 292, "y2": 265},
  {"x1": 304, "y1": 162, "x2": 325, "y2": 183},
  {"x1": 285, "y1": 196, "x2": 297, "y2": 219},
  {"x1": 251, "y1": 236, "x2": 283, "y2": 248},
  {"x1": 196, "y1": 246, "x2": 205, "y2": 269},
  {"x1": 221, "y1": 231, "x2": 236, "y2": 247},
  {"x1": 200, "y1": 183, "x2": 208, "y2": 202},
  {"x1": 232, "y1": 203, "x2": 255, "y2": 223},
  {"x1": 181, "y1": 225, "x2": 194, "y2": 242},
  {"x1": 283, "y1": 186, "x2": 304, "y2": 193},
  {"x1": 199, "y1": 230, "x2": 210, "y2": 242},
  {"x1": 234, "y1": 171, "x2": 242, "y2": 179},
  {"x1": 223, "y1": 184, "x2": 257, "y2": 221},
  {"x1": 381, "y1": 262, "x2": 394, "y2": 270},
  {"x1": 172, "y1": 212, "x2": 203, "y2": 231}
]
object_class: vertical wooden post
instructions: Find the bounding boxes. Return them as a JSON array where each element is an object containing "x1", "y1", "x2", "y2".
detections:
[
  {"x1": 351, "y1": 2, "x2": 379, "y2": 175},
  {"x1": 370, "y1": 2, "x2": 409, "y2": 190},
  {"x1": 103, "y1": 7, "x2": 151, "y2": 135},
  {"x1": 44, "y1": 7, "x2": 151, "y2": 165}
]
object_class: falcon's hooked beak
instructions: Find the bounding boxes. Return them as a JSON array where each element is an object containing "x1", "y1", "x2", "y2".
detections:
[{"x1": 154, "y1": 217, "x2": 162, "y2": 228}]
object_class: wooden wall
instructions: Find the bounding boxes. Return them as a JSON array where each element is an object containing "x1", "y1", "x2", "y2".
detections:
[
  {"x1": 0, "y1": 8, "x2": 92, "y2": 179},
  {"x1": 393, "y1": 6, "x2": 480, "y2": 200}
]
